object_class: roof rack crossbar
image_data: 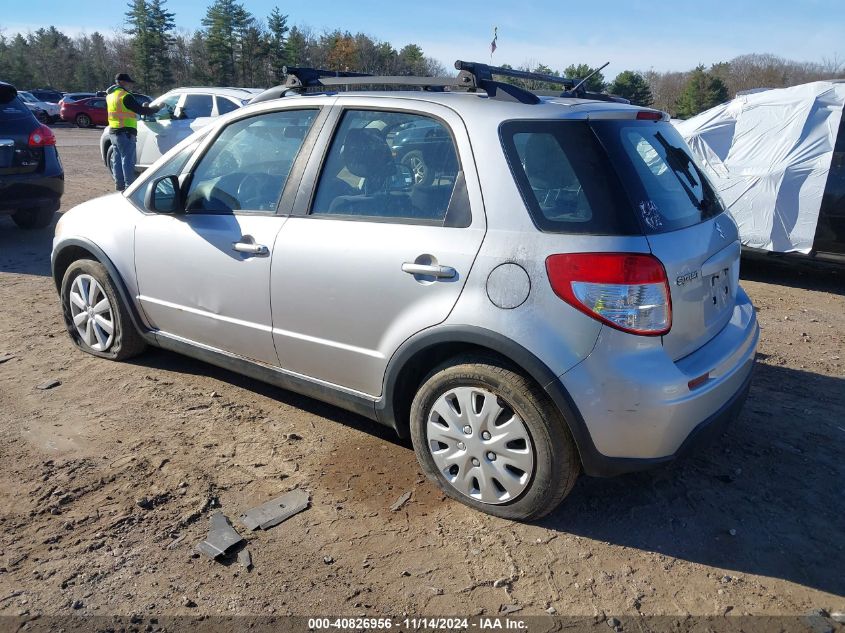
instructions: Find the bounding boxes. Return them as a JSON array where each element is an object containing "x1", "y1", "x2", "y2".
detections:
[
  {"x1": 249, "y1": 60, "x2": 620, "y2": 106},
  {"x1": 283, "y1": 66, "x2": 374, "y2": 91},
  {"x1": 455, "y1": 60, "x2": 577, "y2": 90}
]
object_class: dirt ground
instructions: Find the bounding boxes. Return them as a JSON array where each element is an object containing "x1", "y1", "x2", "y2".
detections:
[{"x1": 0, "y1": 127, "x2": 843, "y2": 623}]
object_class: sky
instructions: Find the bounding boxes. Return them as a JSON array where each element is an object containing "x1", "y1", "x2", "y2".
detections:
[{"x1": 2, "y1": 0, "x2": 844, "y2": 77}]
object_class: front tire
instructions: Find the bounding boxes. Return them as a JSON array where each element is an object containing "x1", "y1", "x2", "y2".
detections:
[
  {"x1": 76, "y1": 113, "x2": 92, "y2": 128},
  {"x1": 410, "y1": 355, "x2": 580, "y2": 520},
  {"x1": 60, "y1": 259, "x2": 146, "y2": 360}
]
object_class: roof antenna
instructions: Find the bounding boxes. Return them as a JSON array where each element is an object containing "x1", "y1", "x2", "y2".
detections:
[{"x1": 570, "y1": 62, "x2": 610, "y2": 94}]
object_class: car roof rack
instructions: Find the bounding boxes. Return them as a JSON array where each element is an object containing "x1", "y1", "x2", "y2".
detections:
[{"x1": 249, "y1": 60, "x2": 623, "y2": 105}]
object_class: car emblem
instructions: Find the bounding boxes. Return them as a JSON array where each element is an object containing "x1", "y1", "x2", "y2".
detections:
[
  {"x1": 676, "y1": 270, "x2": 699, "y2": 286},
  {"x1": 715, "y1": 221, "x2": 725, "y2": 239}
]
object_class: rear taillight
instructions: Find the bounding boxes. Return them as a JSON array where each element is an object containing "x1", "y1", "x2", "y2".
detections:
[
  {"x1": 546, "y1": 253, "x2": 672, "y2": 336},
  {"x1": 29, "y1": 124, "x2": 56, "y2": 147}
]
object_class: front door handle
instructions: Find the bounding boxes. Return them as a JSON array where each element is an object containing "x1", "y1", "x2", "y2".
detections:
[
  {"x1": 232, "y1": 240, "x2": 269, "y2": 256},
  {"x1": 402, "y1": 262, "x2": 457, "y2": 279}
]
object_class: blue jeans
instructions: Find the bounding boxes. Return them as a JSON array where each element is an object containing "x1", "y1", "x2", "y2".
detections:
[{"x1": 110, "y1": 130, "x2": 137, "y2": 191}]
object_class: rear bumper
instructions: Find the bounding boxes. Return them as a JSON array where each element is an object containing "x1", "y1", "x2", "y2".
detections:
[
  {"x1": 549, "y1": 286, "x2": 759, "y2": 477},
  {"x1": 0, "y1": 172, "x2": 64, "y2": 215}
]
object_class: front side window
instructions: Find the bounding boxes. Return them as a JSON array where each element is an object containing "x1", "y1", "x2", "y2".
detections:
[
  {"x1": 153, "y1": 94, "x2": 181, "y2": 121},
  {"x1": 181, "y1": 94, "x2": 213, "y2": 119},
  {"x1": 185, "y1": 109, "x2": 318, "y2": 213},
  {"x1": 129, "y1": 134, "x2": 206, "y2": 210},
  {"x1": 311, "y1": 109, "x2": 464, "y2": 224}
]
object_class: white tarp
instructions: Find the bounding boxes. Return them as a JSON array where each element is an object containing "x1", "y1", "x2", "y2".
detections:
[{"x1": 674, "y1": 81, "x2": 845, "y2": 254}]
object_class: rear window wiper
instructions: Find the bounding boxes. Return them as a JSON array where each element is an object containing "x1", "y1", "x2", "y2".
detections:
[{"x1": 653, "y1": 132, "x2": 705, "y2": 211}]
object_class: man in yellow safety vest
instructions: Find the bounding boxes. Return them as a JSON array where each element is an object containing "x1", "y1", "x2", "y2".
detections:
[{"x1": 106, "y1": 73, "x2": 163, "y2": 191}]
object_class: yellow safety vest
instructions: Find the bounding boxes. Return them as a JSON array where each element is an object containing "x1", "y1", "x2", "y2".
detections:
[{"x1": 106, "y1": 88, "x2": 138, "y2": 130}]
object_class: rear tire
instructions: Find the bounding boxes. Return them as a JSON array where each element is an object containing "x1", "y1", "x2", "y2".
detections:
[
  {"x1": 60, "y1": 259, "x2": 147, "y2": 361},
  {"x1": 410, "y1": 355, "x2": 580, "y2": 520},
  {"x1": 106, "y1": 144, "x2": 115, "y2": 173},
  {"x1": 12, "y1": 206, "x2": 56, "y2": 229},
  {"x1": 76, "y1": 113, "x2": 92, "y2": 128}
]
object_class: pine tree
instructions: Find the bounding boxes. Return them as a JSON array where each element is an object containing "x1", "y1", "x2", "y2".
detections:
[
  {"x1": 202, "y1": 0, "x2": 252, "y2": 85},
  {"x1": 147, "y1": 0, "x2": 175, "y2": 91},
  {"x1": 267, "y1": 7, "x2": 289, "y2": 82},
  {"x1": 675, "y1": 65, "x2": 728, "y2": 118},
  {"x1": 608, "y1": 70, "x2": 653, "y2": 106}
]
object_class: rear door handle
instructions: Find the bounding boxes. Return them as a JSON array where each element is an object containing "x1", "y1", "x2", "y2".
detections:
[
  {"x1": 402, "y1": 262, "x2": 456, "y2": 279},
  {"x1": 232, "y1": 241, "x2": 269, "y2": 256}
]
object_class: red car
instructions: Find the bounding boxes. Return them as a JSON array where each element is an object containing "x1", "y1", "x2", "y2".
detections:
[{"x1": 60, "y1": 96, "x2": 108, "y2": 128}]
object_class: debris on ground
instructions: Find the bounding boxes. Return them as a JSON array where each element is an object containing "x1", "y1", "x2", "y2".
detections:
[
  {"x1": 237, "y1": 549, "x2": 253, "y2": 572},
  {"x1": 239, "y1": 489, "x2": 310, "y2": 531},
  {"x1": 390, "y1": 490, "x2": 412, "y2": 512},
  {"x1": 499, "y1": 604, "x2": 523, "y2": 615},
  {"x1": 0, "y1": 353, "x2": 15, "y2": 364},
  {"x1": 195, "y1": 512, "x2": 244, "y2": 559},
  {"x1": 36, "y1": 379, "x2": 61, "y2": 390}
]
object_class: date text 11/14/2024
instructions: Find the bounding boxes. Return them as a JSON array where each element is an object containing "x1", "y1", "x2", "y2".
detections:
[{"x1": 307, "y1": 617, "x2": 528, "y2": 630}]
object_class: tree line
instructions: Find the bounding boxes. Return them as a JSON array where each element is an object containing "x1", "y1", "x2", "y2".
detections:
[
  {"x1": 0, "y1": 0, "x2": 444, "y2": 96},
  {"x1": 495, "y1": 54, "x2": 843, "y2": 117},
  {"x1": 1, "y1": 1, "x2": 842, "y2": 119}
]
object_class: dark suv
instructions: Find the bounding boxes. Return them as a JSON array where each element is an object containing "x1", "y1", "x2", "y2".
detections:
[{"x1": 0, "y1": 82, "x2": 64, "y2": 229}]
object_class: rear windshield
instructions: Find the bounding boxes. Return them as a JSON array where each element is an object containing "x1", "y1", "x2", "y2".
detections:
[
  {"x1": 0, "y1": 96, "x2": 33, "y2": 122},
  {"x1": 500, "y1": 119, "x2": 725, "y2": 235}
]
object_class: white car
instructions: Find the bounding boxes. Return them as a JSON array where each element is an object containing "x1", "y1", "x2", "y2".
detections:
[
  {"x1": 99, "y1": 87, "x2": 262, "y2": 174},
  {"x1": 17, "y1": 91, "x2": 60, "y2": 122}
]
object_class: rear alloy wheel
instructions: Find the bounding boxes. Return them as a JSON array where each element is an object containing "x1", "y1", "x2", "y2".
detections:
[
  {"x1": 401, "y1": 150, "x2": 433, "y2": 186},
  {"x1": 75, "y1": 113, "x2": 92, "y2": 128},
  {"x1": 12, "y1": 206, "x2": 55, "y2": 229},
  {"x1": 410, "y1": 356, "x2": 580, "y2": 520},
  {"x1": 60, "y1": 259, "x2": 146, "y2": 360}
]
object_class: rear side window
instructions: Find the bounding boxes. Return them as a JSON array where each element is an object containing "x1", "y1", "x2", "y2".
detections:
[
  {"x1": 182, "y1": 94, "x2": 213, "y2": 118},
  {"x1": 500, "y1": 120, "x2": 639, "y2": 235},
  {"x1": 311, "y1": 109, "x2": 465, "y2": 225},
  {"x1": 216, "y1": 96, "x2": 239, "y2": 115}
]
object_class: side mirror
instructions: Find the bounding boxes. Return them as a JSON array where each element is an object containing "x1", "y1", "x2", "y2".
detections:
[
  {"x1": 388, "y1": 164, "x2": 414, "y2": 192},
  {"x1": 145, "y1": 175, "x2": 184, "y2": 213}
]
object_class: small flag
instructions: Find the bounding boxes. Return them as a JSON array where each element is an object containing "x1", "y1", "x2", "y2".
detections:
[{"x1": 490, "y1": 27, "x2": 498, "y2": 55}]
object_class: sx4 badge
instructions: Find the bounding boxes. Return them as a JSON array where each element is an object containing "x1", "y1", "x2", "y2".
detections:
[{"x1": 676, "y1": 270, "x2": 699, "y2": 286}]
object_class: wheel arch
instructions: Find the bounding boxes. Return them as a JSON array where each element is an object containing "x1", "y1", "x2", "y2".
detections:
[
  {"x1": 378, "y1": 326, "x2": 578, "y2": 434},
  {"x1": 52, "y1": 238, "x2": 148, "y2": 337}
]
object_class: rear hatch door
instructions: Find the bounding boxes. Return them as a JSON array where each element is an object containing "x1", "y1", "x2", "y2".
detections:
[
  {"x1": 591, "y1": 119, "x2": 739, "y2": 360},
  {"x1": 0, "y1": 87, "x2": 42, "y2": 176}
]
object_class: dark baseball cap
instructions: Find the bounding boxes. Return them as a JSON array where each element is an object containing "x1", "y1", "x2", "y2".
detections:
[{"x1": 115, "y1": 73, "x2": 135, "y2": 83}]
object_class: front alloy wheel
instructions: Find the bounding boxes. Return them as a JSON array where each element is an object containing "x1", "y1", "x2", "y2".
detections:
[
  {"x1": 68, "y1": 274, "x2": 115, "y2": 352},
  {"x1": 60, "y1": 259, "x2": 146, "y2": 360},
  {"x1": 76, "y1": 113, "x2": 91, "y2": 128}
]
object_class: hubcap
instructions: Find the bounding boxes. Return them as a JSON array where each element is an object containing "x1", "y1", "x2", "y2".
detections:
[
  {"x1": 426, "y1": 386, "x2": 535, "y2": 505},
  {"x1": 68, "y1": 275, "x2": 115, "y2": 352}
]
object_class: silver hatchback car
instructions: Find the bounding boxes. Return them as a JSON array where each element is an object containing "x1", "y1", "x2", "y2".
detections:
[{"x1": 52, "y1": 64, "x2": 758, "y2": 520}]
